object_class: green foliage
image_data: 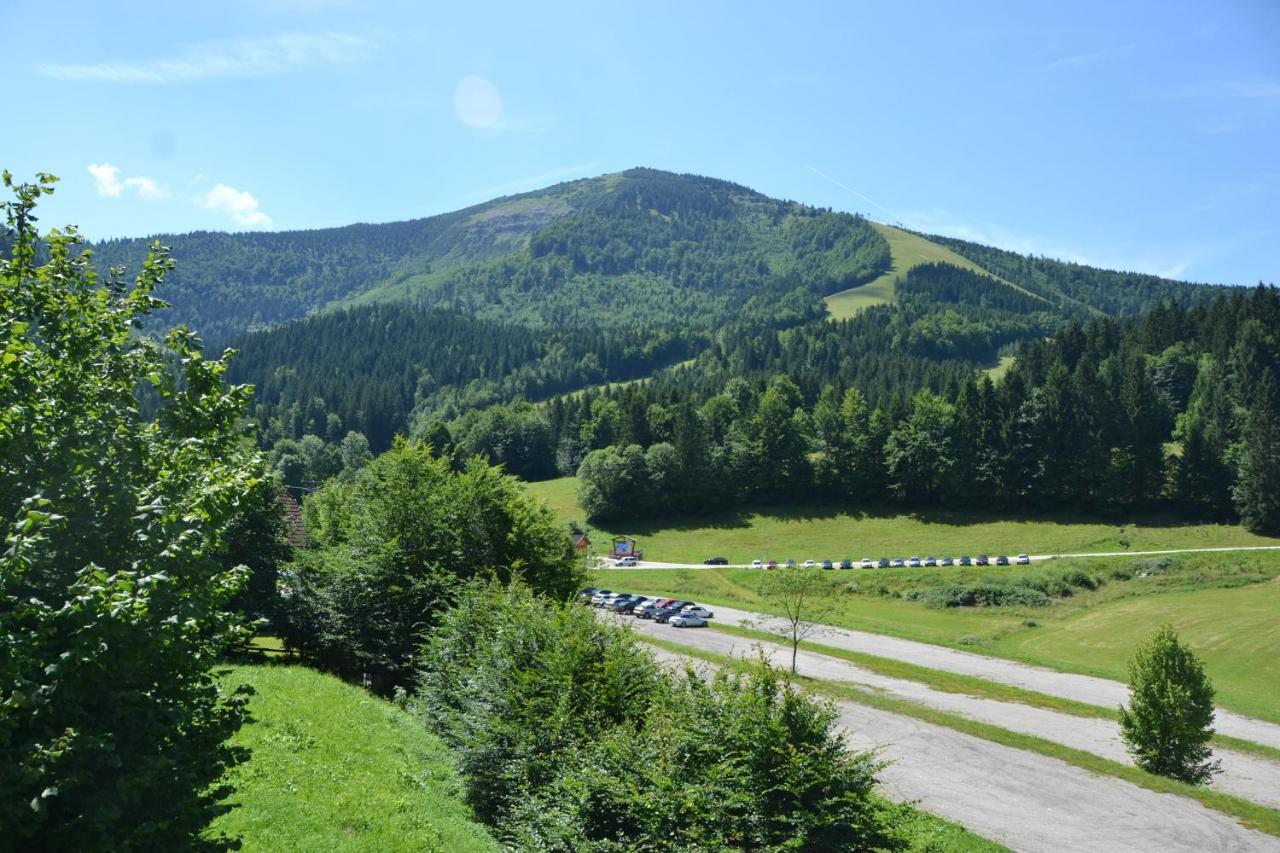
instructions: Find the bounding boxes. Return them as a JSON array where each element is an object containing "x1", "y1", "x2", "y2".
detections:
[
  {"x1": 413, "y1": 583, "x2": 898, "y2": 851},
  {"x1": 277, "y1": 442, "x2": 583, "y2": 689},
  {"x1": 1119, "y1": 624, "x2": 1221, "y2": 784},
  {"x1": 0, "y1": 173, "x2": 264, "y2": 848}
]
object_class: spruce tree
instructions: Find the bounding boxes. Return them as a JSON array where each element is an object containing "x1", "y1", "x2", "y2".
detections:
[
  {"x1": 1232, "y1": 374, "x2": 1280, "y2": 534},
  {"x1": 1119, "y1": 624, "x2": 1220, "y2": 785}
]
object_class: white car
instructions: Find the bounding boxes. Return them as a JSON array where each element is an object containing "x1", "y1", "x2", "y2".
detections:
[
  {"x1": 1016, "y1": 553, "x2": 1030, "y2": 565},
  {"x1": 802, "y1": 560, "x2": 817, "y2": 568},
  {"x1": 590, "y1": 590, "x2": 613, "y2": 606},
  {"x1": 751, "y1": 559, "x2": 764, "y2": 569},
  {"x1": 669, "y1": 612, "x2": 708, "y2": 628},
  {"x1": 860, "y1": 558, "x2": 873, "y2": 569},
  {"x1": 614, "y1": 556, "x2": 637, "y2": 567},
  {"x1": 679, "y1": 605, "x2": 714, "y2": 619},
  {"x1": 907, "y1": 556, "x2": 922, "y2": 568}
]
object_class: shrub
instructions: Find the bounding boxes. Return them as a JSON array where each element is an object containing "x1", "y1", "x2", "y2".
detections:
[
  {"x1": 1131, "y1": 557, "x2": 1174, "y2": 576},
  {"x1": 414, "y1": 583, "x2": 898, "y2": 850}
]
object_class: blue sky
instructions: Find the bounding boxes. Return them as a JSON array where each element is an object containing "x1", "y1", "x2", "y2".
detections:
[{"x1": 2, "y1": 0, "x2": 1276, "y2": 284}]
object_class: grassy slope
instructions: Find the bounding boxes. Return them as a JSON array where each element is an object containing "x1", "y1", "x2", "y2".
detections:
[
  {"x1": 529, "y1": 476, "x2": 1280, "y2": 561},
  {"x1": 593, "y1": 556, "x2": 1280, "y2": 722},
  {"x1": 824, "y1": 222, "x2": 1022, "y2": 320},
  {"x1": 982, "y1": 354, "x2": 1016, "y2": 381},
  {"x1": 208, "y1": 665, "x2": 496, "y2": 853}
]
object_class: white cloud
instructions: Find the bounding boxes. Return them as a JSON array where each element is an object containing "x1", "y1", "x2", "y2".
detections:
[
  {"x1": 454, "y1": 75, "x2": 504, "y2": 128},
  {"x1": 88, "y1": 163, "x2": 168, "y2": 199},
  {"x1": 195, "y1": 184, "x2": 272, "y2": 228},
  {"x1": 1041, "y1": 44, "x2": 1137, "y2": 72},
  {"x1": 1177, "y1": 77, "x2": 1280, "y2": 101},
  {"x1": 37, "y1": 32, "x2": 375, "y2": 83}
]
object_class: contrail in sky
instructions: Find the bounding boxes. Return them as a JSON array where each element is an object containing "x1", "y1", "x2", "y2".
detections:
[{"x1": 806, "y1": 165, "x2": 913, "y2": 228}]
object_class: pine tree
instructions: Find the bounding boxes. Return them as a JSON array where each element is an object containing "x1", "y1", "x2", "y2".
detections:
[
  {"x1": 1119, "y1": 624, "x2": 1220, "y2": 785},
  {"x1": 1232, "y1": 375, "x2": 1280, "y2": 534}
]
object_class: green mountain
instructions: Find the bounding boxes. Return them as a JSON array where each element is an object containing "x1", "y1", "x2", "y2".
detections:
[{"x1": 90, "y1": 168, "x2": 889, "y2": 344}]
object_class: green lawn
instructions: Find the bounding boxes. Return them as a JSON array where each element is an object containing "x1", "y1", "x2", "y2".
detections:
[
  {"x1": 982, "y1": 354, "x2": 1016, "y2": 381},
  {"x1": 824, "y1": 222, "x2": 1028, "y2": 320},
  {"x1": 593, "y1": 551, "x2": 1280, "y2": 722},
  {"x1": 530, "y1": 476, "x2": 1280, "y2": 562},
  {"x1": 208, "y1": 665, "x2": 497, "y2": 852}
]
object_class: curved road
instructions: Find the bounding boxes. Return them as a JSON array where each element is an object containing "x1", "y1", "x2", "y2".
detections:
[
  {"x1": 696, "y1": 604, "x2": 1280, "y2": 751},
  {"x1": 642, "y1": 643, "x2": 1280, "y2": 853},
  {"x1": 625, "y1": 614, "x2": 1280, "y2": 810}
]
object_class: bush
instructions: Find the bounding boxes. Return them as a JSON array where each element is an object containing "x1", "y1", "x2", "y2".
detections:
[
  {"x1": 414, "y1": 583, "x2": 899, "y2": 850},
  {"x1": 1131, "y1": 557, "x2": 1174, "y2": 576},
  {"x1": 1110, "y1": 565, "x2": 1134, "y2": 581}
]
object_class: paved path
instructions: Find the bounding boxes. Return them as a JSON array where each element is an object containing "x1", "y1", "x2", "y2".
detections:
[
  {"x1": 607, "y1": 544, "x2": 1280, "y2": 571},
  {"x1": 642, "y1": 644, "x2": 1280, "y2": 853},
  {"x1": 625, "y1": 615, "x2": 1280, "y2": 810},
  {"x1": 698, "y1": 604, "x2": 1280, "y2": 751}
]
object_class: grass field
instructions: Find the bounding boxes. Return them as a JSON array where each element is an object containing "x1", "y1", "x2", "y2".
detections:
[
  {"x1": 824, "y1": 222, "x2": 1024, "y2": 320},
  {"x1": 529, "y1": 476, "x2": 1280, "y2": 561},
  {"x1": 982, "y1": 354, "x2": 1016, "y2": 381},
  {"x1": 593, "y1": 553, "x2": 1280, "y2": 722},
  {"x1": 208, "y1": 665, "x2": 496, "y2": 852}
]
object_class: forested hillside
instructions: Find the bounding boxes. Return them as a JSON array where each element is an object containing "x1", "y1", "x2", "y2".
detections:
[{"x1": 89, "y1": 168, "x2": 890, "y2": 343}]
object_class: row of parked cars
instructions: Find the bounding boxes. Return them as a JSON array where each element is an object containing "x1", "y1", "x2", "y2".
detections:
[
  {"x1": 580, "y1": 588, "x2": 715, "y2": 628},
  {"x1": 745, "y1": 554, "x2": 1032, "y2": 569}
]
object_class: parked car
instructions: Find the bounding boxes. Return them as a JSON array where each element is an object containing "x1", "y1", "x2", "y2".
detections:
[
  {"x1": 612, "y1": 595, "x2": 646, "y2": 614},
  {"x1": 578, "y1": 587, "x2": 598, "y2": 602},
  {"x1": 590, "y1": 590, "x2": 614, "y2": 606},
  {"x1": 680, "y1": 605, "x2": 715, "y2": 619},
  {"x1": 766, "y1": 560, "x2": 778, "y2": 569},
  {"x1": 670, "y1": 612, "x2": 709, "y2": 628},
  {"x1": 784, "y1": 559, "x2": 797, "y2": 569},
  {"x1": 751, "y1": 559, "x2": 764, "y2": 569},
  {"x1": 924, "y1": 556, "x2": 937, "y2": 567},
  {"x1": 614, "y1": 556, "x2": 638, "y2": 567},
  {"x1": 637, "y1": 598, "x2": 676, "y2": 619},
  {"x1": 803, "y1": 560, "x2": 817, "y2": 568},
  {"x1": 959, "y1": 556, "x2": 972, "y2": 566},
  {"x1": 839, "y1": 559, "x2": 854, "y2": 570},
  {"x1": 1016, "y1": 553, "x2": 1030, "y2": 565},
  {"x1": 821, "y1": 559, "x2": 834, "y2": 570},
  {"x1": 878, "y1": 558, "x2": 891, "y2": 568},
  {"x1": 907, "y1": 556, "x2": 922, "y2": 568},
  {"x1": 890, "y1": 558, "x2": 905, "y2": 568},
  {"x1": 940, "y1": 557, "x2": 954, "y2": 567},
  {"x1": 599, "y1": 592, "x2": 630, "y2": 608},
  {"x1": 975, "y1": 555, "x2": 989, "y2": 566},
  {"x1": 704, "y1": 556, "x2": 729, "y2": 566},
  {"x1": 654, "y1": 601, "x2": 694, "y2": 623},
  {"x1": 860, "y1": 558, "x2": 874, "y2": 569},
  {"x1": 996, "y1": 555, "x2": 1010, "y2": 566}
]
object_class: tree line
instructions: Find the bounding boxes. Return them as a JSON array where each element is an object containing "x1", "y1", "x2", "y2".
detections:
[{"x1": 561, "y1": 286, "x2": 1280, "y2": 533}]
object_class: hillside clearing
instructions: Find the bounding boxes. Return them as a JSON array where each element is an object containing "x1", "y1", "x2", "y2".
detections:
[
  {"x1": 824, "y1": 222, "x2": 1026, "y2": 320},
  {"x1": 208, "y1": 665, "x2": 497, "y2": 852}
]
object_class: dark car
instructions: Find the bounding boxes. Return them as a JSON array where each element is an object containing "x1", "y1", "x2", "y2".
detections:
[
  {"x1": 940, "y1": 557, "x2": 954, "y2": 567},
  {"x1": 821, "y1": 559, "x2": 834, "y2": 570},
  {"x1": 996, "y1": 555, "x2": 1010, "y2": 566},
  {"x1": 704, "y1": 556, "x2": 729, "y2": 566},
  {"x1": 839, "y1": 559, "x2": 854, "y2": 569},
  {"x1": 959, "y1": 556, "x2": 972, "y2": 566},
  {"x1": 924, "y1": 556, "x2": 937, "y2": 567},
  {"x1": 654, "y1": 601, "x2": 695, "y2": 623},
  {"x1": 615, "y1": 595, "x2": 651, "y2": 614},
  {"x1": 578, "y1": 587, "x2": 598, "y2": 602},
  {"x1": 878, "y1": 558, "x2": 890, "y2": 568},
  {"x1": 975, "y1": 555, "x2": 989, "y2": 566}
]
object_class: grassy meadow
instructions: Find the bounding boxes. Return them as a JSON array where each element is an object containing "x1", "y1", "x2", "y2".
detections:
[
  {"x1": 823, "y1": 222, "x2": 1022, "y2": 320},
  {"x1": 208, "y1": 665, "x2": 497, "y2": 852},
  {"x1": 529, "y1": 475, "x2": 1280, "y2": 562},
  {"x1": 592, "y1": 552, "x2": 1280, "y2": 722}
]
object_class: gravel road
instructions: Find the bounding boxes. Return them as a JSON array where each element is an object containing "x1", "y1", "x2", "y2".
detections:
[
  {"x1": 625, "y1": 615, "x2": 1280, "y2": 810},
  {"x1": 641, "y1": 643, "x2": 1280, "y2": 853},
  {"x1": 700, "y1": 604, "x2": 1280, "y2": 750}
]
